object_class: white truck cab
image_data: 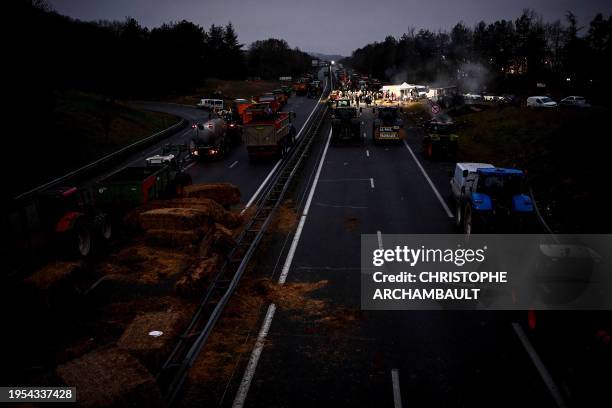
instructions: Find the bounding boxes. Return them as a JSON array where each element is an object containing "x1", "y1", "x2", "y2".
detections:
[
  {"x1": 196, "y1": 98, "x2": 224, "y2": 110},
  {"x1": 450, "y1": 162, "x2": 495, "y2": 223}
]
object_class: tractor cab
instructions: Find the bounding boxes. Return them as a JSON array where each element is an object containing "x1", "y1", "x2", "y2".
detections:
[
  {"x1": 376, "y1": 106, "x2": 402, "y2": 126},
  {"x1": 461, "y1": 168, "x2": 535, "y2": 234}
]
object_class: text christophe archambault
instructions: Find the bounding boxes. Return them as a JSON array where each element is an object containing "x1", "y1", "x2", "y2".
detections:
[{"x1": 370, "y1": 245, "x2": 507, "y2": 301}]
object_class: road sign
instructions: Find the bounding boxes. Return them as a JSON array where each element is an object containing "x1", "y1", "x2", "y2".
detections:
[{"x1": 431, "y1": 104, "x2": 441, "y2": 114}]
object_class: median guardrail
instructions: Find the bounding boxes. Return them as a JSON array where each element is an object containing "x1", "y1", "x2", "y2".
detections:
[{"x1": 15, "y1": 118, "x2": 189, "y2": 200}]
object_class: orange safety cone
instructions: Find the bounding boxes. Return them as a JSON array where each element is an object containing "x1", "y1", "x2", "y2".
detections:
[{"x1": 527, "y1": 309, "x2": 537, "y2": 330}]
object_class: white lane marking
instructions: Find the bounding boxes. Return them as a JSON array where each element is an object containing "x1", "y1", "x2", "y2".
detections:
[
  {"x1": 229, "y1": 160, "x2": 239, "y2": 169},
  {"x1": 232, "y1": 90, "x2": 332, "y2": 408},
  {"x1": 232, "y1": 304, "x2": 276, "y2": 408},
  {"x1": 377, "y1": 230, "x2": 383, "y2": 249},
  {"x1": 370, "y1": 177, "x2": 375, "y2": 189},
  {"x1": 183, "y1": 161, "x2": 196, "y2": 171},
  {"x1": 279, "y1": 127, "x2": 332, "y2": 283},
  {"x1": 239, "y1": 78, "x2": 328, "y2": 215},
  {"x1": 512, "y1": 323, "x2": 568, "y2": 408},
  {"x1": 391, "y1": 369, "x2": 403, "y2": 408},
  {"x1": 366, "y1": 150, "x2": 370, "y2": 157},
  {"x1": 402, "y1": 140, "x2": 454, "y2": 218}
]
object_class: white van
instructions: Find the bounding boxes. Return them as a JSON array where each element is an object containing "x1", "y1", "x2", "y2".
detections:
[
  {"x1": 196, "y1": 98, "x2": 224, "y2": 110},
  {"x1": 526, "y1": 96, "x2": 557, "y2": 108}
]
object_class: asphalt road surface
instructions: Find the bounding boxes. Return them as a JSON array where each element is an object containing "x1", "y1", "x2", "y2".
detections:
[{"x1": 185, "y1": 102, "x2": 610, "y2": 408}]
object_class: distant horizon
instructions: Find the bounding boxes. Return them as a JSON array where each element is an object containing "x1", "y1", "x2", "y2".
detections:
[{"x1": 50, "y1": 0, "x2": 611, "y2": 55}]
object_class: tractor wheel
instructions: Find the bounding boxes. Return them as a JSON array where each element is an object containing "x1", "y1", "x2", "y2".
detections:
[
  {"x1": 454, "y1": 202, "x2": 463, "y2": 228},
  {"x1": 73, "y1": 218, "x2": 92, "y2": 258},
  {"x1": 94, "y1": 213, "x2": 112, "y2": 242},
  {"x1": 463, "y1": 203, "x2": 474, "y2": 236}
]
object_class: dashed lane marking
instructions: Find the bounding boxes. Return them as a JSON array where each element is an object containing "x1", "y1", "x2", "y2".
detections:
[{"x1": 402, "y1": 140, "x2": 454, "y2": 218}]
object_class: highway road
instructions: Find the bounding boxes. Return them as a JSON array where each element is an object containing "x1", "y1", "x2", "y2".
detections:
[
  {"x1": 173, "y1": 96, "x2": 609, "y2": 407},
  {"x1": 217, "y1": 107, "x2": 556, "y2": 408},
  {"x1": 130, "y1": 78, "x2": 326, "y2": 209}
]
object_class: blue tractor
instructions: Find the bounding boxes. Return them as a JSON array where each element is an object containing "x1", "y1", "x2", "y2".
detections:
[{"x1": 457, "y1": 167, "x2": 537, "y2": 234}]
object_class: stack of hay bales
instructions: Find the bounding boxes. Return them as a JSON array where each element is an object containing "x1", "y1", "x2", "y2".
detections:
[
  {"x1": 133, "y1": 184, "x2": 243, "y2": 296},
  {"x1": 127, "y1": 197, "x2": 242, "y2": 231},
  {"x1": 182, "y1": 182, "x2": 241, "y2": 208},
  {"x1": 141, "y1": 207, "x2": 212, "y2": 248}
]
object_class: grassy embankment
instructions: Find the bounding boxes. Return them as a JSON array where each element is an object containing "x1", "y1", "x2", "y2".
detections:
[
  {"x1": 159, "y1": 78, "x2": 285, "y2": 105},
  {"x1": 13, "y1": 91, "x2": 179, "y2": 197},
  {"x1": 443, "y1": 104, "x2": 608, "y2": 232}
]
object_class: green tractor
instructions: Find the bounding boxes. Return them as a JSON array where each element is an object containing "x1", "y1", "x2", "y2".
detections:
[
  {"x1": 331, "y1": 101, "x2": 361, "y2": 144},
  {"x1": 422, "y1": 115, "x2": 459, "y2": 160}
]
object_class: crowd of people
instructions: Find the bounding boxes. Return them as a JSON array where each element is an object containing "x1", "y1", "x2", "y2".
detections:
[{"x1": 335, "y1": 87, "x2": 409, "y2": 106}]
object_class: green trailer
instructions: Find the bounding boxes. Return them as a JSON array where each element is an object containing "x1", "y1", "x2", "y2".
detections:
[{"x1": 95, "y1": 165, "x2": 172, "y2": 209}]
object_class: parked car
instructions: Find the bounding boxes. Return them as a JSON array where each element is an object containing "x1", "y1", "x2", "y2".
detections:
[
  {"x1": 526, "y1": 96, "x2": 558, "y2": 108},
  {"x1": 560, "y1": 96, "x2": 591, "y2": 108}
]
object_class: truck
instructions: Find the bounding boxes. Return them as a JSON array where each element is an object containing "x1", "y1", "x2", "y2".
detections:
[
  {"x1": 230, "y1": 99, "x2": 251, "y2": 124},
  {"x1": 293, "y1": 80, "x2": 308, "y2": 96},
  {"x1": 307, "y1": 80, "x2": 322, "y2": 98},
  {"x1": 242, "y1": 103, "x2": 296, "y2": 159},
  {"x1": 331, "y1": 101, "x2": 361, "y2": 144},
  {"x1": 422, "y1": 116, "x2": 459, "y2": 159},
  {"x1": 280, "y1": 85, "x2": 293, "y2": 97},
  {"x1": 255, "y1": 93, "x2": 281, "y2": 113},
  {"x1": 189, "y1": 118, "x2": 232, "y2": 159},
  {"x1": 450, "y1": 164, "x2": 536, "y2": 234},
  {"x1": 372, "y1": 106, "x2": 405, "y2": 144},
  {"x1": 272, "y1": 89, "x2": 288, "y2": 107}
]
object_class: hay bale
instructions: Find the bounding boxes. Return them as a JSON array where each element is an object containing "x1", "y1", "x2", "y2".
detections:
[
  {"x1": 183, "y1": 183, "x2": 241, "y2": 207},
  {"x1": 175, "y1": 254, "x2": 221, "y2": 297},
  {"x1": 25, "y1": 262, "x2": 81, "y2": 291},
  {"x1": 118, "y1": 311, "x2": 185, "y2": 372},
  {"x1": 23, "y1": 262, "x2": 82, "y2": 308},
  {"x1": 144, "y1": 228, "x2": 204, "y2": 248},
  {"x1": 133, "y1": 199, "x2": 242, "y2": 230},
  {"x1": 198, "y1": 229, "x2": 216, "y2": 259},
  {"x1": 140, "y1": 207, "x2": 206, "y2": 231},
  {"x1": 56, "y1": 347, "x2": 163, "y2": 408},
  {"x1": 212, "y1": 223, "x2": 236, "y2": 255}
]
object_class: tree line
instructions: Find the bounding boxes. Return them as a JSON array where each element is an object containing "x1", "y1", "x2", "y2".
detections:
[
  {"x1": 17, "y1": 0, "x2": 313, "y2": 100},
  {"x1": 342, "y1": 10, "x2": 612, "y2": 100}
]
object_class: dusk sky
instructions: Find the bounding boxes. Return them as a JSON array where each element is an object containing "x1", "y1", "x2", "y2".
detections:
[{"x1": 51, "y1": 0, "x2": 611, "y2": 56}]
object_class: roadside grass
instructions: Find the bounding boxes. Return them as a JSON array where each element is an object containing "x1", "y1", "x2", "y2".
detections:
[
  {"x1": 157, "y1": 78, "x2": 286, "y2": 106},
  {"x1": 14, "y1": 91, "x2": 179, "y2": 196},
  {"x1": 452, "y1": 105, "x2": 609, "y2": 232}
]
